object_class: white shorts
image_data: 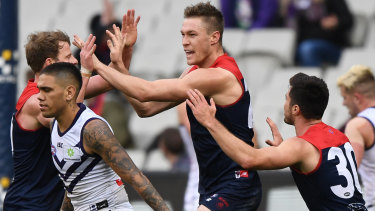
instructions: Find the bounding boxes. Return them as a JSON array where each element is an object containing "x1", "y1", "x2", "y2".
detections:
[{"x1": 75, "y1": 184, "x2": 133, "y2": 211}]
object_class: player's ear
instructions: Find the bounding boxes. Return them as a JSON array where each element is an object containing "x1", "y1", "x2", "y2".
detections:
[
  {"x1": 292, "y1": 104, "x2": 300, "y2": 115},
  {"x1": 353, "y1": 92, "x2": 362, "y2": 104},
  {"x1": 65, "y1": 85, "x2": 76, "y2": 101},
  {"x1": 210, "y1": 31, "x2": 220, "y2": 45},
  {"x1": 43, "y1": 58, "x2": 54, "y2": 69}
]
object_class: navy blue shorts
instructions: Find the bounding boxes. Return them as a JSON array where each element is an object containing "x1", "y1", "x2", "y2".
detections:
[{"x1": 199, "y1": 191, "x2": 262, "y2": 211}]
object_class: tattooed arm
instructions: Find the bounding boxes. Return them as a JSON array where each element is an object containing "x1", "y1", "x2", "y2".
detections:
[
  {"x1": 60, "y1": 191, "x2": 73, "y2": 211},
  {"x1": 82, "y1": 119, "x2": 169, "y2": 210}
]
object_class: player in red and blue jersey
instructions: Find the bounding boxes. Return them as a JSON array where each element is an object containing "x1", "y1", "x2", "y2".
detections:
[
  {"x1": 186, "y1": 54, "x2": 261, "y2": 210},
  {"x1": 91, "y1": 2, "x2": 262, "y2": 210},
  {"x1": 187, "y1": 72, "x2": 367, "y2": 210}
]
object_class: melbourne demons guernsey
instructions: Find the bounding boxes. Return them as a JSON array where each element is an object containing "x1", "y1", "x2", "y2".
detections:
[
  {"x1": 51, "y1": 104, "x2": 132, "y2": 211},
  {"x1": 357, "y1": 107, "x2": 375, "y2": 210},
  {"x1": 186, "y1": 54, "x2": 261, "y2": 199},
  {"x1": 292, "y1": 122, "x2": 366, "y2": 210},
  {"x1": 4, "y1": 79, "x2": 64, "y2": 211}
]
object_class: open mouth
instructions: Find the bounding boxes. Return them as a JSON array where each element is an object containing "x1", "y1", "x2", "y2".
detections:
[{"x1": 185, "y1": 50, "x2": 194, "y2": 57}]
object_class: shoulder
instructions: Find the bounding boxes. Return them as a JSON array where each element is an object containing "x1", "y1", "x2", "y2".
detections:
[
  {"x1": 83, "y1": 118, "x2": 112, "y2": 137},
  {"x1": 16, "y1": 94, "x2": 44, "y2": 129},
  {"x1": 82, "y1": 118, "x2": 114, "y2": 154},
  {"x1": 21, "y1": 94, "x2": 40, "y2": 116},
  {"x1": 346, "y1": 117, "x2": 374, "y2": 145},
  {"x1": 186, "y1": 67, "x2": 236, "y2": 81},
  {"x1": 346, "y1": 117, "x2": 372, "y2": 132},
  {"x1": 282, "y1": 137, "x2": 320, "y2": 172},
  {"x1": 282, "y1": 137, "x2": 318, "y2": 156},
  {"x1": 283, "y1": 136, "x2": 312, "y2": 148}
]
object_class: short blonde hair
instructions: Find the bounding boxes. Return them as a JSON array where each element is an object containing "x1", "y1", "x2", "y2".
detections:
[{"x1": 337, "y1": 65, "x2": 375, "y2": 98}]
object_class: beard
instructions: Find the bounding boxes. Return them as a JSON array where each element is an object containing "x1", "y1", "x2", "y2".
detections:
[
  {"x1": 284, "y1": 108, "x2": 294, "y2": 125},
  {"x1": 284, "y1": 116, "x2": 294, "y2": 125}
]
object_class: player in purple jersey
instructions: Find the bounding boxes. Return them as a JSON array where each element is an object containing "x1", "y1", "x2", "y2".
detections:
[
  {"x1": 187, "y1": 72, "x2": 367, "y2": 211},
  {"x1": 38, "y1": 62, "x2": 169, "y2": 211},
  {"x1": 4, "y1": 10, "x2": 140, "y2": 211},
  {"x1": 338, "y1": 65, "x2": 375, "y2": 210}
]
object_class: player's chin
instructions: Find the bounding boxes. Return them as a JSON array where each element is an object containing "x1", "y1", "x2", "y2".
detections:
[
  {"x1": 186, "y1": 56, "x2": 196, "y2": 65},
  {"x1": 186, "y1": 59, "x2": 194, "y2": 66},
  {"x1": 41, "y1": 111, "x2": 54, "y2": 118}
]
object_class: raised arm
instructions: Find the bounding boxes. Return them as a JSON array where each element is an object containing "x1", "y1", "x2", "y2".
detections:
[
  {"x1": 106, "y1": 10, "x2": 181, "y2": 117},
  {"x1": 82, "y1": 119, "x2": 169, "y2": 210},
  {"x1": 120, "y1": 9, "x2": 140, "y2": 70},
  {"x1": 77, "y1": 34, "x2": 97, "y2": 102},
  {"x1": 73, "y1": 10, "x2": 140, "y2": 99}
]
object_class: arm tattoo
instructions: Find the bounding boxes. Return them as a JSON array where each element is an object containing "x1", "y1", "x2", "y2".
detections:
[
  {"x1": 60, "y1": 191, "x2": 73, "y2": 211},
  {"x1": 83, "y1": 120, "x2": 170, "y2": 210}
]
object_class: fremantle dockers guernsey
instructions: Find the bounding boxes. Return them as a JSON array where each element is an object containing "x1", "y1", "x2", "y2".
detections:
[
  {"x1": 186, "y1": 54, "x2": 261, "y2": 199},
  {"x1": 4, "y1": 79, "x2": 64, "y2": 211},
  {"x1": 357, "y1": 107, "x2": 375, "y2": 210},
  {"x1": 51, "y1": 104, "x2": 131, "y2": 210},
  {"x1": 292, "y1": 122, "x2": 366, "y2": 211}
]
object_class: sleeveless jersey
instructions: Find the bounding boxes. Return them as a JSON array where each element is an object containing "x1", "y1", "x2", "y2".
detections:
[
  {"x1": 357, "y1": 107, "x2": 375, "y2": 210},
  {"x1": 4, "y1": 79, "x2": 64, "y2": 211},
  {"x1": 292, "y1": 122, "x2": 366, "y2": 210},
  {"x1": 186, "y1": 54, "x2": 261, "y2": 199},
  {"x1": 51, "y1": 104, "x2": 132, "y2": 211}
]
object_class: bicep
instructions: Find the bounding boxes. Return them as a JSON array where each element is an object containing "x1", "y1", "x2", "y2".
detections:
[
  {"x1": 345, "y1": 119, "x2": 365, "y2": 151},
  {"x1": 254, "y1": 139, "x2": 304, "y2": 170},
  {"x1": 181, "y1": 68, "x2": 231, "y2": 96},
  {"x1": 345, "y1": 120, "x2": 366, "y2": 165}
]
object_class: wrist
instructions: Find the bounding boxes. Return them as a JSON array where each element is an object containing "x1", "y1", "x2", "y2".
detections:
[
  {"x1": 81, "y1": 66, "x2": 92, "y2": 78},
  {"x1": 205, "y1": 118, "x2": 218, "y2": 131}
]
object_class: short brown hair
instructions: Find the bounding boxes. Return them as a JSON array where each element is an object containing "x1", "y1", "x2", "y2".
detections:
[
  {"x1": 25, "y1": 31, "x2": 70, "y2": 73},
  {"x1": 184, "y1": 2, "x2": 224, "y2": 44}
]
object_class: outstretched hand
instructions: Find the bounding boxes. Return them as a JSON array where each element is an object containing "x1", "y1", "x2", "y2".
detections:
[
  {"x1": 106, "y1": 24, "x2": 127, "y2": 64},
  {"x1": 79, "y1": 34, "x2": 96, "y2": 71},
  {"x1": 186, "y1": 89, "x2": 216, "y2": 128},
  {"x1": 121, "y1": 9, "x2": 140, "y2": 48},
  {"x1": 265, "y1": 117, "x2": 283, "y2": 147}
]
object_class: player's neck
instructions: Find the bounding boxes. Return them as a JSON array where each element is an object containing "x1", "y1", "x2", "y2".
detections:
[
  {"x1": 362, "y1": 99, "x2": 375, "y2": 111},
  {"x1": 56, "y1": 103, "x2": 80, "y2": 132},
  {"x1": 295, "y1": 118, "x2": 321, "y2": 136},
  {"x1": 198, "y1": 47, "x2": 225, "y2": 68}
]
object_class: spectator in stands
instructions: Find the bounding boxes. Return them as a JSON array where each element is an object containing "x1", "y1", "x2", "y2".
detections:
[
  {"x1": 157, "y1": 127, "x2": 190, "y2": 173},
  {"x1": 337, "y1": 65, "x2": 375, "y2": 210},
  {"x1": 284, "y1": 0, "x2": 353, "y2": 67},
  {"x1": 220, "y1": 0, "x2": 281, "y2": 29}
]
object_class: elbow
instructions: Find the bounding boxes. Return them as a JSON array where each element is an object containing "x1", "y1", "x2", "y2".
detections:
[
  {"x1": 238, "y1": 155, "x2": 260, "y2": 170},
  {"x1": 134, "y1": 105, "x2": 157, "y2": 118},
  {"x1": 136, "y1": 111, "x2": 153, "y2": 118},
  {"x1": 238, "y1": 157, "x2": 254, "y2": 170},
  {"x1": 131, "y1": 89, "x2": 153, "y2": 103}
]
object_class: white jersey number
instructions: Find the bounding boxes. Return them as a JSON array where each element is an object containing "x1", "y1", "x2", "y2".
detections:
[{"x1": 328, "y1": 142, "x2": 362, "y2": 199}]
